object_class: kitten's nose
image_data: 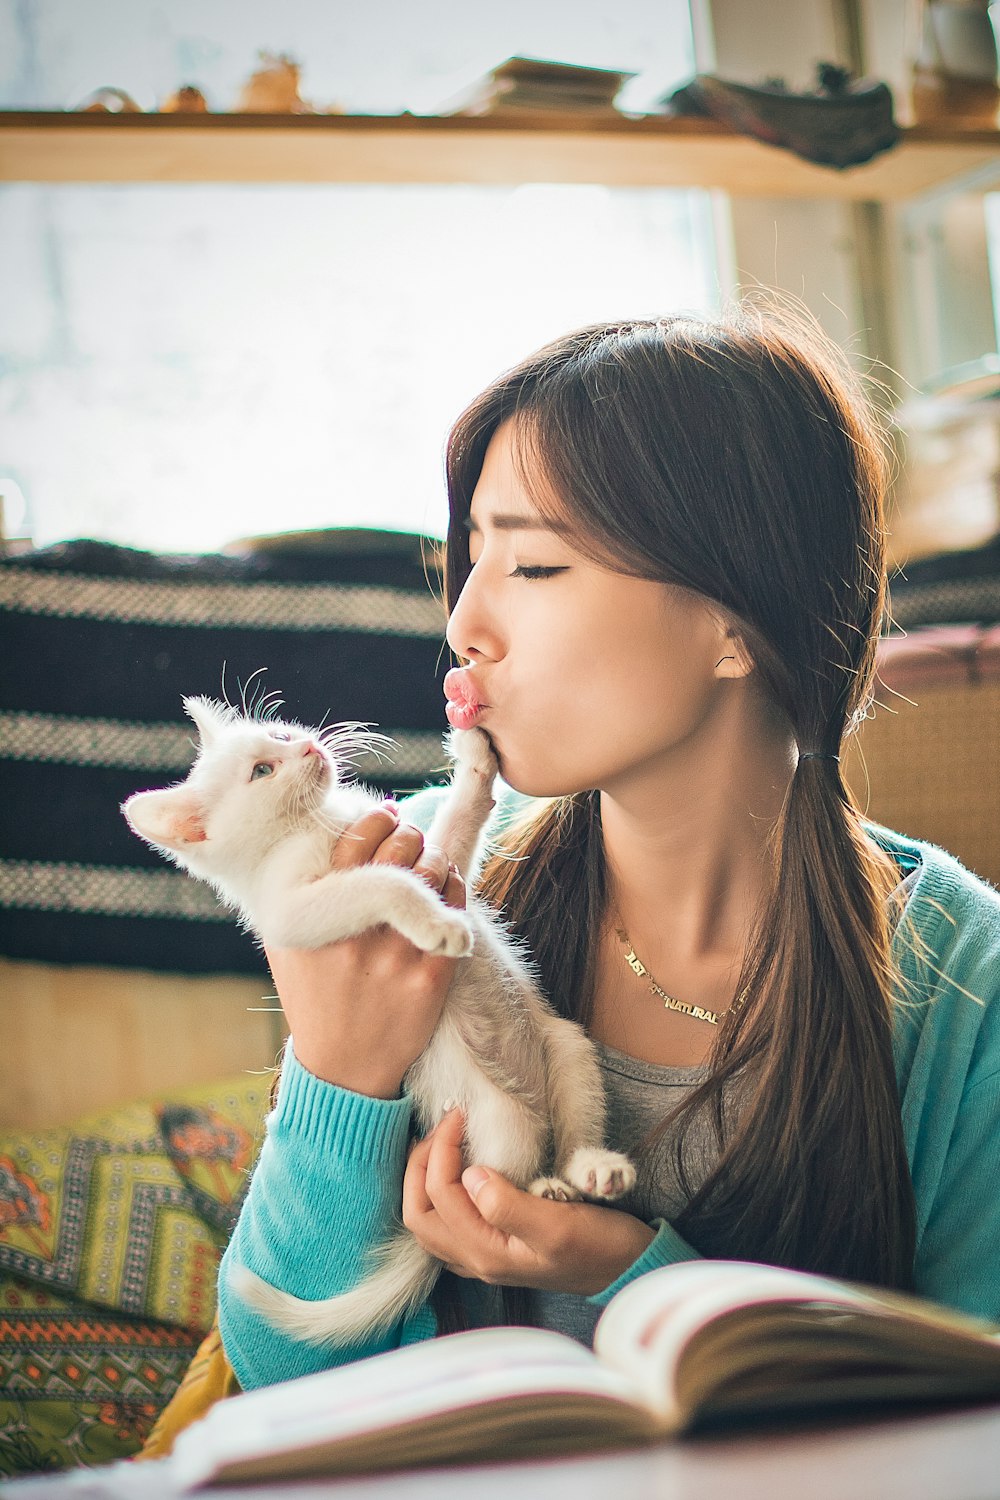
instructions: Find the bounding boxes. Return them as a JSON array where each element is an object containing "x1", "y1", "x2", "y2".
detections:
[{"x1": 302, "y1": 741, "x2": 321, "y2": 757}]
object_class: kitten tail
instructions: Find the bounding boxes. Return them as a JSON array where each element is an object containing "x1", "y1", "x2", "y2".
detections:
[{"x1": 228, "y1": 1231, "x2": 440, "y2": 1347}]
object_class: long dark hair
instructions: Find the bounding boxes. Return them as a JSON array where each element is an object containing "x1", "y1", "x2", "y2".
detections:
[{"x1": 445, "y1": 308, "x2": 916, "y2": 1290}]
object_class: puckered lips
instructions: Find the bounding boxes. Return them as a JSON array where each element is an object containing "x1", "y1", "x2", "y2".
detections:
[{"x1": 443, "y1": 667, "x2": 488, "y2": 731}]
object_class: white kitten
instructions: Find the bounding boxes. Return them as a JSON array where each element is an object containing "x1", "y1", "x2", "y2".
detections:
[{"x1": 122, "y1": 697, "x2": 634, "y2": 1347}]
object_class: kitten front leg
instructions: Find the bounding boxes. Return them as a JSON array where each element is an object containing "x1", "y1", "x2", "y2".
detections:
[
  {"x1": 260, "y1": 865, "x2": 475, "y2": 958},
  {"x1": 426, "y1": 729, "x2": 498, "y2": 884}
]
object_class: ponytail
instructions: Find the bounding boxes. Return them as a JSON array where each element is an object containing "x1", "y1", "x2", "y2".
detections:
[{"x1": 668, "y1": 758, "x2": 915, "y2": 1285}]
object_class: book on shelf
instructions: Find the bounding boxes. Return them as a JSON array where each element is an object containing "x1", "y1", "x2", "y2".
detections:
[
  {"x1": 440, "y1": 55, "x2": 635, "y2": 117},
  {"x1": 19, "y1": 1258, "x2": 995, "y2": 1493}
]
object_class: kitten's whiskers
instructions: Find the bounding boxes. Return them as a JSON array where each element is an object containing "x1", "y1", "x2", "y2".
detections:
[{"x1": 319, "y1": 722, "x2": 398, "y2": 770}]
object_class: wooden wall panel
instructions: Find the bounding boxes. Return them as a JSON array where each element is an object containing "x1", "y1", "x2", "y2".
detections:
[
  {"x1": 0, "y1": 959, "x2": 286, "y2": 1127},
  {"x1": 845, "y1": 681, "x2": 1000, "y2": 890}
]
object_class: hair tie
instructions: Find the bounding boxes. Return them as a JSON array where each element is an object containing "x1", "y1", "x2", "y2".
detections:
[{"x1": 798, "y1": 751, "x2": 840, "y2": 763}]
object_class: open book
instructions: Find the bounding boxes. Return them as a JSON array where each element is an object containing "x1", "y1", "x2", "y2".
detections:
[{"x1": 157, "y1": 1260, "x2": 1000, "y2": 1488}]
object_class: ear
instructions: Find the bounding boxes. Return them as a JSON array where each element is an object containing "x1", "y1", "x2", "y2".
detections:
[
  {"x1": 183, "y1": 695, "x2": 230, "y2": 749},
  {"x1": 713, "y1": 627, "x2": 754, "y2": 680},
  {"x1": 122, "y1": 787, "x2": 207, "y2": 849}
]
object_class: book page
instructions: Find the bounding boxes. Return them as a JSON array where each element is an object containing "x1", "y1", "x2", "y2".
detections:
[
  {"x1": 594, "y1": 1261, "x2": 1000, "y2": 1425},
  {"x1": 594, "y1": 1263, "x2": 814, "y2": 1412},
  {"x1": 169, "y1": 1326, "x2": 646, "y2": 1489},
  {"x1": 595, "y1": 1262, "x2": 894, "y2": 1421}
]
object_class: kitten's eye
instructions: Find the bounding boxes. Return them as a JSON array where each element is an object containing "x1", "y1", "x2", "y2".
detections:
[
  {"x1": 270, "y1": 731, "x2": 291, "y2": 742},
  {"x1": 251, "y1": 762, "x2": 276, "y2": 781}
]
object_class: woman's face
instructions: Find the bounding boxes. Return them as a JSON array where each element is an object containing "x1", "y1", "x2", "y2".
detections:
[{"x1": 445, "y1": 420, "x2": 739, "y2": 801}]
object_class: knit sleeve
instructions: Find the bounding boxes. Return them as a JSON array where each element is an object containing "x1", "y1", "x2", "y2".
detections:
[
  {"x1": 218, "y1": 1040, "x2": 436, "y2": 1390},
  {"x1": 912, "y1": 1062, "x2": 1000, "y2": 1321},
  {"x1": 586, "y1": 1218, "x2": 704, "y2": 1310},
  {"x1": 902, "y1": 856, "x2": 1000, "y2": 1322}
]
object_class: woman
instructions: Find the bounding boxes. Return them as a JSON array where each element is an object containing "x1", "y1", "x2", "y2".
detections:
[{"x1": 217, "y1": 308, "x2": 1000, "y2": 1391}]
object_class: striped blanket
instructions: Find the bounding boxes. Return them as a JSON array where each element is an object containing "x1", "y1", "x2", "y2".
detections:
[{"x1": 0, "y1": 534, "x2": 450, "y2": 975}]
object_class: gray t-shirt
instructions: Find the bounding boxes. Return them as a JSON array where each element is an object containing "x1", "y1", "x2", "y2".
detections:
[
  {"x1": 535, "y1": 1041, "x2": 715, "y2": 1346},
  {"x1": 534, "y1": 866, "x2": 921, "y2": 1346}
]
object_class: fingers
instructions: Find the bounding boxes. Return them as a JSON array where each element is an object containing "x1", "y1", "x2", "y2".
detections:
[
  {"x1": 330, "y1": 802, "x2": 466, "y2": 904},
  {"x1": 329, "y1": 805, "x2": 400, "y2": 869},
  {"x1": 441, "y1": 866, "x2": 467, "y2": 911},
  {"x1": 411, "y1": 843, "x2": 449, "y2": 893},
  {"x1": 423, "y1": 1109, "x2": 480, "y2": 1227},
  {"x1": 370, "y1": 822, "x2": 426, "y2": 876},
  {"x1": 402, "y1": 1132, "x2": 435, "y2": 1223},
  {"x1": 424, "y1": 1116, "x2": 562, "y2": 1263},
  {"x1": 460, "y1": 1169, "x2": 549, "y2": 1243},
  {"x1": 404, "y1": 1111, "x2": 524, "y2": 1281},
  {"x1": 330, "y1": 804, "x2": 432, "y2": 876},
  {"x1": 405, "y1": 1115, "x2": 658, "y2": 1292},
  {"x1": 403, "y1": 1110, "x2": 486, "y2": 1254},
  {"x1": 404, "y1": 1109, "x2": 468, "y2": 1223}
]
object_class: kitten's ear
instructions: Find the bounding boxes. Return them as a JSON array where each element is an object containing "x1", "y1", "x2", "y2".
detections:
[
  {"x1": 183, "y1": 695, "x2": 229, "y2": 748},
  {"x1": 122, "y1": 788, "x2": 207, "y2": 849}
]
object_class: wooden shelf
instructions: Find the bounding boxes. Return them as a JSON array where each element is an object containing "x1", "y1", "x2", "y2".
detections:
[{"x1": 1, "y1": 110, "x2": 999, "y2": 199}]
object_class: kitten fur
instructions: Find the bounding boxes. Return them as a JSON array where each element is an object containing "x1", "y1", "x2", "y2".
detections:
[{"x1": 122, "y1": 697, "x2": 635, "y2": 1347}]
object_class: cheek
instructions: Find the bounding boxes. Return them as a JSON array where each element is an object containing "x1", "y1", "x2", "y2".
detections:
[{"x1": 498, "y1": 648, "x2": 718, "y2": 795}]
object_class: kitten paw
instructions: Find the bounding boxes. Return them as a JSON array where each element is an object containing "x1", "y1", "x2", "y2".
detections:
[
  {"x1": 561, "y1": 1148, "x2": 636, "y2": 1202},
  {"x1": 528, "y1": 1176, "x2": 582, "y2": 1203},
  {"x1": 420, "y1": 915, "x2": 475, "y2": 959},
  {"x1": 448, "y1": 727, "x2": 498, "y2": 783}
]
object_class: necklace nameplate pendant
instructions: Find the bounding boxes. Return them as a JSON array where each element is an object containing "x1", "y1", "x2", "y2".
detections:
[{"x1": 615, "y1": 926, "x2": 739, "y2": 1028}]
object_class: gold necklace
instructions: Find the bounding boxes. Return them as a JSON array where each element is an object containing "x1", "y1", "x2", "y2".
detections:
[{"x1": 614, "y1": 923, "x2": 745, "y2": 1027}]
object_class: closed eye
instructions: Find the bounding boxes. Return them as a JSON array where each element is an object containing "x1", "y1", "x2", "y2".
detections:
[
  {"x1": 509, "y1": 565, "x2": 567, "y2": 580},
  {"x1": 251, "y1": 762, "x2": 276, "y2": 780},
  {"x1": 270, "y1": 731, "x2": 291, "y2": 742}
]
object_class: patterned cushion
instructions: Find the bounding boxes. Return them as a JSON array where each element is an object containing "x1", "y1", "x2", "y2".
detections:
[
  {"x1": 0, "y1": 1073, "x2": 268, "y2": 1475},
  {"x1": 135, "y1": 1317, "x2": 239, "y2": 1464},
  {"x1": 0, "y1": 1276, "x2": 201, "y2": 1476}
]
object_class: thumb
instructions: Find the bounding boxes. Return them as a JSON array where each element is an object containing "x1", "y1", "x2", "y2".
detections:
[{"x1": 462, "y1": 1165, "x2": 538, "y2": 1234}]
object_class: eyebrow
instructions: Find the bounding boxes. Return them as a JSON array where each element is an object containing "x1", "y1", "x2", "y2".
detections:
[{"x1": 464, "y1": 512, "x2": 571, "y2": 534}]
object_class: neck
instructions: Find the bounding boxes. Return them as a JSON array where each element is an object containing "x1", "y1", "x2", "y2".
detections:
[{"x1": 599, "y1": 706, "x2": 795, "y2": 967}]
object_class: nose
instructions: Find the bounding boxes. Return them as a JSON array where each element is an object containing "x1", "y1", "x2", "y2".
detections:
[
  {"x1": 446, "y1": 567, "x2": 504, "y2": 665},
  {"x1": 302, "y1": 741, "x2": 321, "y2": 757}
]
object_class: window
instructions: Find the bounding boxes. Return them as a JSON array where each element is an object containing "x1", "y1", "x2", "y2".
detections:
[{"x1": 1, "y1": 1, "x2": 717, "y2": 553}]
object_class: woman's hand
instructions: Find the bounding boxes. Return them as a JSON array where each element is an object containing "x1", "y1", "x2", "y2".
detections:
[
  {"x1": 265, "y1": 805, "x2": 466, "y2": 1100},
  {"x1": 403, "y1": 1110, "x2": 656, "y2": 1297}
]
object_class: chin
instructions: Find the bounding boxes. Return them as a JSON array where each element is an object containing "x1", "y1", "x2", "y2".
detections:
[
  {"x1": 497, "y1": 759, "x2": 586, "y2": 802},
  {"x1": 488, "y1": 735, "x2": 590, "y2": 801}
]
